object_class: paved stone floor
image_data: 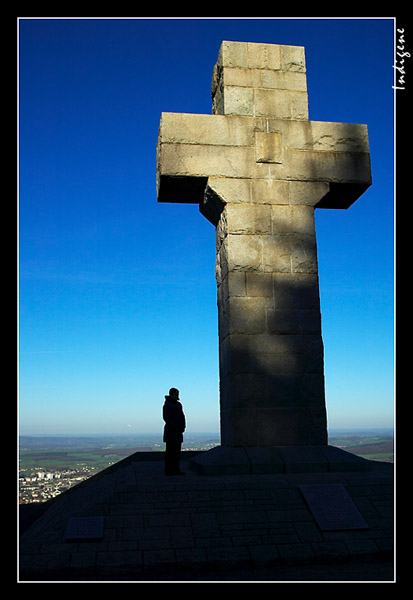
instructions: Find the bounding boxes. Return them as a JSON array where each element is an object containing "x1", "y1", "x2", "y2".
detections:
[{"x1": 19, "y1": 455, "x2": 394, "y2": 582}]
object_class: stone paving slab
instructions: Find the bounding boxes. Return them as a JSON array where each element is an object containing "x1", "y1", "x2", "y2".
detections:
[{"x1": 19, "y1": 454, "x2": 394, "y2": 582}]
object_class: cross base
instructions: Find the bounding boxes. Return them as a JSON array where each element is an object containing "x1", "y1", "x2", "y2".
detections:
[{"x1": 189, "y1": 445, "x2": 372, "y2": 475}]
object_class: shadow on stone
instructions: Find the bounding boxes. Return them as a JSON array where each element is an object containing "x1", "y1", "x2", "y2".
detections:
[{"x1": 189, "y1": 444, "x2": 372, "y2": 475}]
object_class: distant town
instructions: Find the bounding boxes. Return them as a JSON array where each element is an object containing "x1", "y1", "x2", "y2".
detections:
[
  {"x1": 18, "y1": 430, "x2": 393, "y2": 504},
  {"x1": 19, "y1": 464, "x2": 97, "y2": 504},
  {"x1": 18, "y1": 434, "x2": 220, "y2": 504}
]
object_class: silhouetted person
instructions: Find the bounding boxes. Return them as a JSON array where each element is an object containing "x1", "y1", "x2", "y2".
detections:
[{"x1": 163, "y1": 387, "x2": 186, "y2": 475}]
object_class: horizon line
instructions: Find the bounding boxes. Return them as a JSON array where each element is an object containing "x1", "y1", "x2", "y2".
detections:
[{"x1": 19, "y1": 426, "x2": 394, "y2": 437}]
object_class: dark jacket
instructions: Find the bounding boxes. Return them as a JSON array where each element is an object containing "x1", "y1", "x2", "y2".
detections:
[{"x1": 163, "y1": 396, "x2": 186, "y2": 443}]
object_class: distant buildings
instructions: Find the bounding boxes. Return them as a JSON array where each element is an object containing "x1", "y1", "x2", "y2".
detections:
[{"x1": 19, "y1": 466, "x2": 96, "y2": 503}]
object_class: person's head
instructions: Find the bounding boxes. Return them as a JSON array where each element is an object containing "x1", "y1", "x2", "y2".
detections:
[{"x1": 169, "y1": 387, "x2": 179, "y2": 399}]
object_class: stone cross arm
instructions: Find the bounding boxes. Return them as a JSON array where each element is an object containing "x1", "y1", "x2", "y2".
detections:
[{"x1": 157, "y1": 111, "x2": 371, "y2": 223}]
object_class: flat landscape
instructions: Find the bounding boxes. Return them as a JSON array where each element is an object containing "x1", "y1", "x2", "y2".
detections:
[
  {"x1": 328, "y1": 431, "x2": 394, "y2": 463},
  {"x1": 19, "y1": 429, "x2": 393, "y2": 473},
  {"x1": 18, "y1": 433, "x2": 220, "y2": 476}
]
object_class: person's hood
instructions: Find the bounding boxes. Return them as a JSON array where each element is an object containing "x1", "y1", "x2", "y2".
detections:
[{"x1": 164, "y1": 395, "x2": 178, "y2": 402}]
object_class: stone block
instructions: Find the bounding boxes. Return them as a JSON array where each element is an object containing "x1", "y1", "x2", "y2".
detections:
[
  {"x1": 281, "y1": 45, "x2": 306, "y2": 72},
  {"x1": 299, "y1": 308, "x2": 322, "y2": 334},
  {"x1": 189, "y1": 446, "x2": 251, "y2": 475},
  {"x1": 228, "y1": 297, "x2": 267, "y2": 334},
  {"x1": 272, "y1": 273, "x2": 299, "y2": 308},
  {"x1": 215, "y1": 246, "x2": 227, "y2": 284},
  {"x1": 255, "y1": 351, "x2": 302, "y2": 375},
  {"x1": 190, "y1": 513, "x2": 221, "y2": 539},
  {"x1": 290, "y1": 235, "x2": 318, "y2": 274},
  {"x1": 190, "y1": 446, "x2": 372, "y2": 476},
  {"x1": 300, "y1": 333, "x2": 325, "y2": 357},
  {"x1": 175, "y1": 548, "x2": 207, "y2": 566},
  {"x1": 294, "y1": 350, "x2": 324, "y2": 376},
  {"x1": 294, "y1": 274, "x2": 321, "y2": 308},
  {"x1": 247, "y1": 42, "x2": 281, "y2": 70},
  {"x1": 223, "y1": 86, "x2": 254, "y2": 116},
  {"x1": 159, "y1": 112, "x2": 253, "y2": 147},
  {"x1": 217, "y1": 301, "x2": 229, "y2": 341},
  {"x1": 245, "y1": 272, "x2": 273, "y2": 297},
  {"x1": 299, "y1": 374, "x2": 326, "y2": 405},
  {"x1": 275, "y1": 120, "x2": 370, "y2": 154},
  {"x1": 310, "y1": 121, "x2": 370, "y2": 152},
  {"x1": 289, "y1": 181, "x2": 330, "y2": 206},
  {"x1": 249, "y1": 544, "x2": 280, "y2": 566},
  {"x1": 207, "y1": 546, "x2": 251, "y2": 567},
  {"x1": 291, "y1": 92, "x2": 309, "y2": 119},
  {"x1": 227, "y1": 373, "x2": 268, "y2": 406},
  {"x1": 219, "y1": 335, "x2": 257, "y2": 376},
  {"x1": 247, "y1": 447, "x2": 285, "y2": 474},
  {"x1": 254, "y1": 89, "x2": 309, "y2": 120},
  {"x1": 262, "y1": 70, "x2": 307, "y2": 91},
  {"x1": 256, "y1": 409, "x2": 312, "y2": 446},
  {"x1": 159, "y1": 143, "x2": 255, "y2": 179},
  {"x1": 285, "y1": 148, "x2": 372, "y2": 184},
  {"x1": 251, "y1": 178, "x2": 289, "y2": 205},
  {"x1": 222, "y1": 66, "x2": 261, "y2": 88},
  {"x1": 266, "y1": 162, "x2": 287, "y2": 182},
  {"x1": 249, "y1": 333, "x2": 303, "y2": 356},
  {"x1": 219, "y1": 271, "x2": 239, "y2": 297},
  {"x1": 208, "y1": 176, "x2": 251, "y2": 204},
  {"x1": 270, "y1": 205, "x2": 294, "y2": 233},
  {"x1": 220, "y1": 271, "x2": 246, "y2": 299},
  {"x1": 294, "y1": 522, "x2": 324, "y2": 543},
  {"x1": 267, "y1": 308, "x2": 301, "y2": 334},
  {"x1": 262, "y1": 235, "x2": 291, "y2": 273},
  {"x1": 220, "y1": 406, "x2": 256, "y2": 446},
  {"x1": 265, "y1": 374, "x2": 302, "y2": 406},
  {"x1": 295, "y1": 206, "x2": 317, "y2": 235},
  {"x1": 277, "y1": 543, "x2": 315, "y2": 561},
  {"x1": 320, "y1": 446, "x2": 372, "y2": 472},
  {"x1": 224, "y1": 233, "x2": 262, "y2": 272},
  {"x1": 269, "y1": 205, "x2": 316, "y2": 236},
  {"x1": 219, "y1": 40, "x2": 248, "y2": 68},
  {"x1": 255, "y1": 131, "x2": 283, "y2": 163},
  {"x1": 277, "y1": 446, "x2": 328, "y2": 472},
  {"x1": 255, "y1": 88, "x2": 291, "y2": 119},
  {"x1": 224, "y1": 203, "x2": 271, "y2": 235},
  {"x1": 211, "y1": 83, "x2": 224, "y2": 115}
]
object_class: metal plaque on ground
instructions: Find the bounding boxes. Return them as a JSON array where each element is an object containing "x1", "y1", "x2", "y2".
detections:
[
  {"x1": 299, "y1": 483, "x2": 369, "y2": 531},
  {"x1": 65, "y1": 516, "x2": 104, "y2": 542}
]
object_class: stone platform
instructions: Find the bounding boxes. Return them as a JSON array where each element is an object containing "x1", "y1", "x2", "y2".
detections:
[
  {"x1": 19, "y1": 450, "x2": 394, "y2": 582},
  {"x1": 189, "y1": 445, "x2": 372, "y2": 475}
]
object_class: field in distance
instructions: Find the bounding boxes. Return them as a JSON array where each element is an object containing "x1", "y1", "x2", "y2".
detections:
[
  {"x1": 18, "y1": 433, "x2": 220, "y2": 473},
  {"x1": 328, "y1": 429, "x2": 394, "y2": 463},
  {"x1": 19, "y1": 429, "x2": 393, "y2": 473}
]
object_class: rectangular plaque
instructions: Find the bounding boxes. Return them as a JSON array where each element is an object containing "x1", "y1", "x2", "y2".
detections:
[
  {"x1": 65, "y1": 516, "x2": 104, "y2": 542},
  {"x1": 299, "y1": 483, "x2": 369, "y2": 531}
]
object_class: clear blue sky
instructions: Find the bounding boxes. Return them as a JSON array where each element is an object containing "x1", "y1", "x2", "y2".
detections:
[{"x1": 18, "y1": 17, "x2": 395, "y2": 436}]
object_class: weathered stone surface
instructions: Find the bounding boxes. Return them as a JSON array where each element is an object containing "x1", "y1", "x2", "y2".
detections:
[
  {"x1": 224, "y1": 203, "x2": 271, "y2": 234},
  {"x1": 251, "y1": 179, "x2": 289, "y2": 205},
  {"x1": 255, "y1": 131, "x2": 283, "y2": 163},
  {"x1": 157, "y1": 40, "x2": 372, "y2": 451},
  {"x1": 157, "y1": 115, "x2": 371, "y2": 199}
]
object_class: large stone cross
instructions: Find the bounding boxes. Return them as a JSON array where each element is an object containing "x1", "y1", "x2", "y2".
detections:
[{"x1": 157, "y1": 41, "x2": 371, "y2": 453}]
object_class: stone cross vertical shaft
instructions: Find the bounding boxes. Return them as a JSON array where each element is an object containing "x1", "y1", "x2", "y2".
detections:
[{"x1": 157, "y1": 41, "x2": 371, "y2": 448}]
